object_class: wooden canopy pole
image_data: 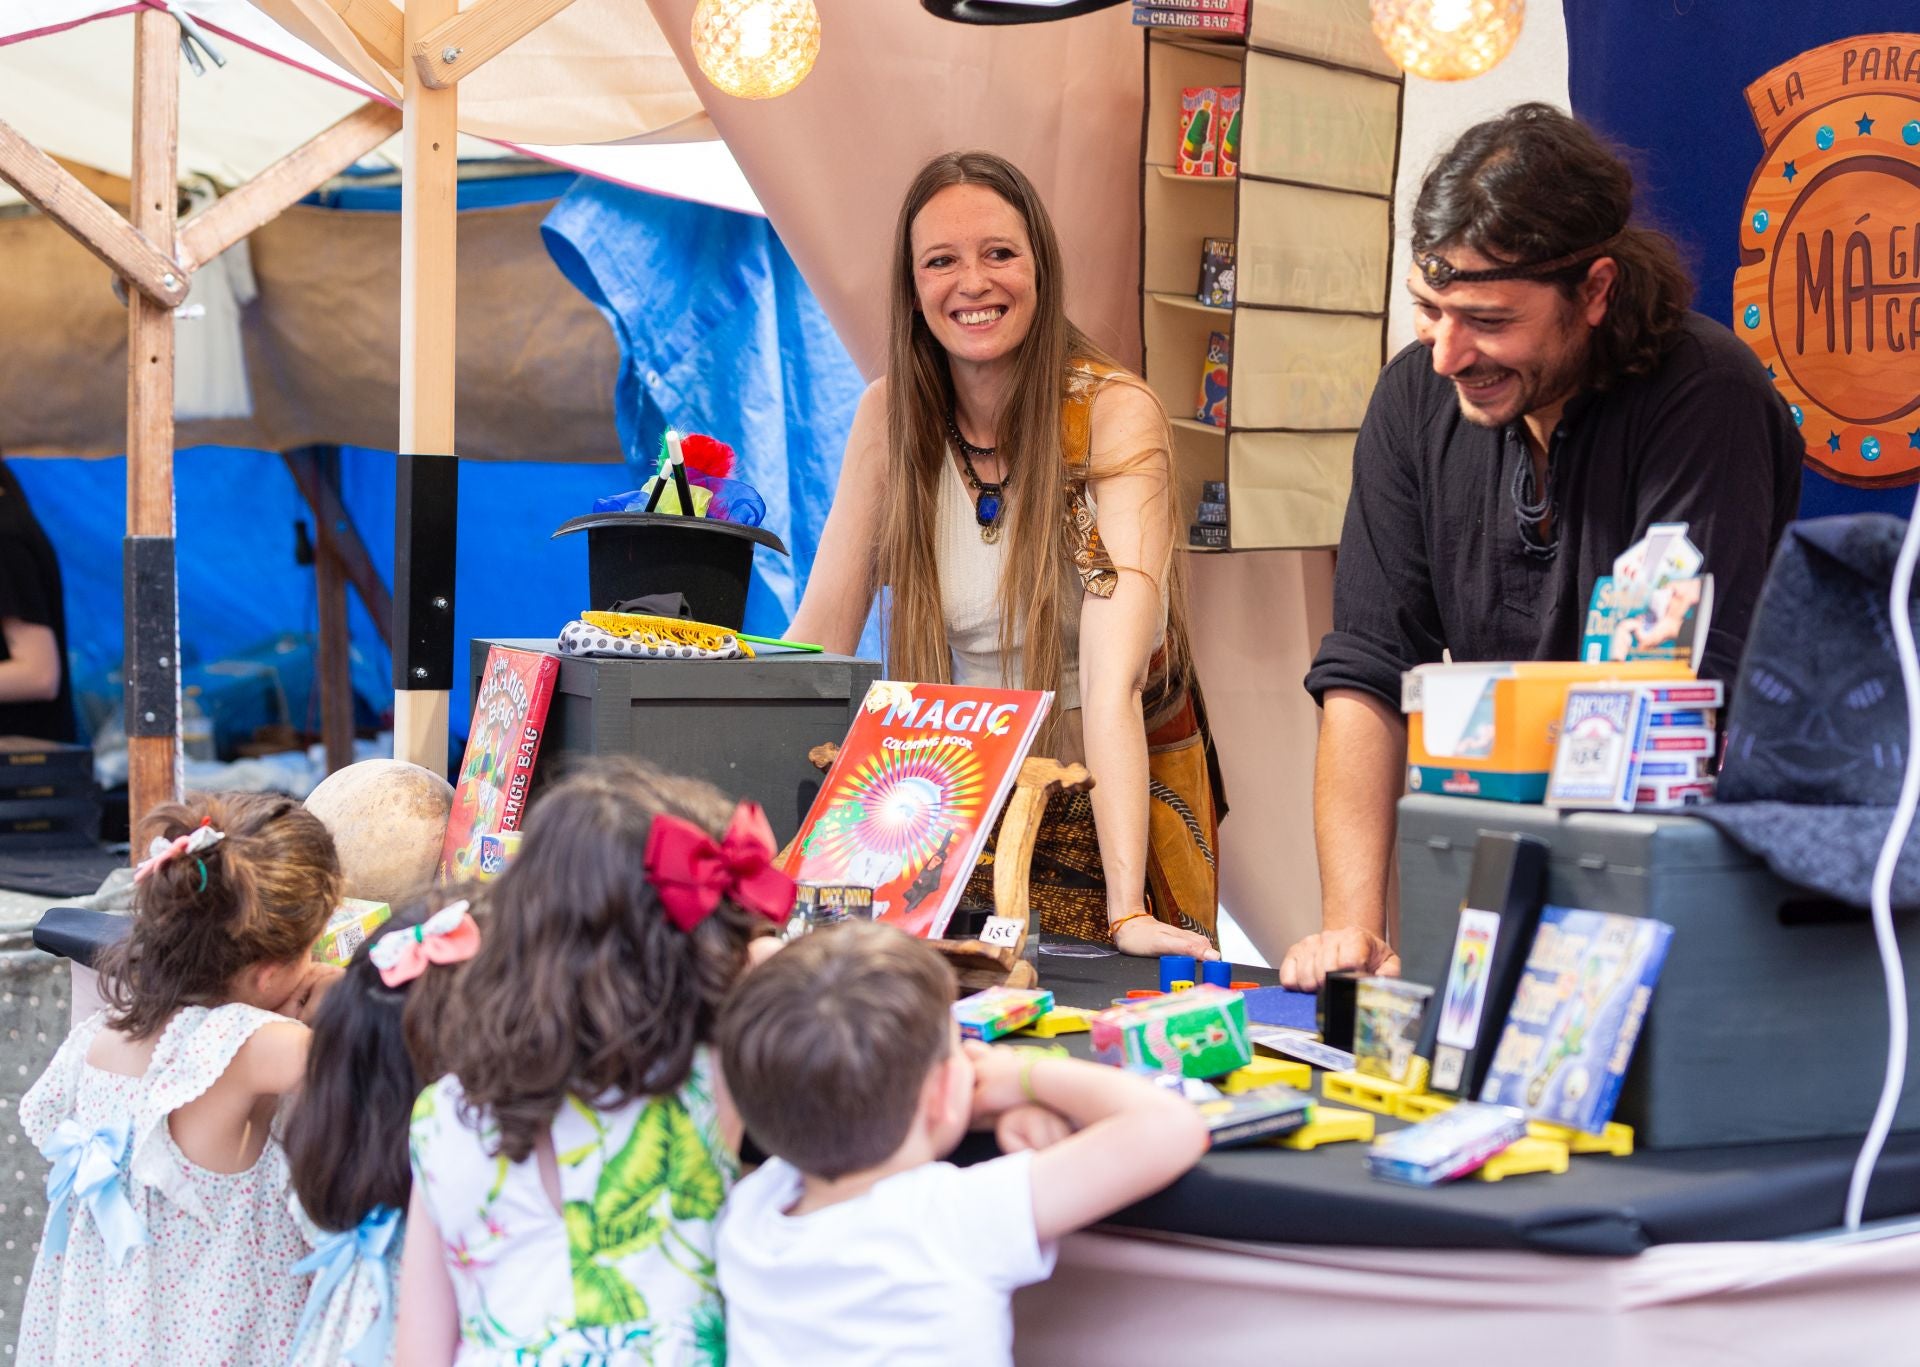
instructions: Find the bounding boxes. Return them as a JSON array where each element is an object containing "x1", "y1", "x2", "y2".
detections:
[
  {"x1": 392, "y1": 0, "x2": 460, "y2": 776},
  {"x1": 125, "y1": 6, "x2": 184, "y2": 832}
]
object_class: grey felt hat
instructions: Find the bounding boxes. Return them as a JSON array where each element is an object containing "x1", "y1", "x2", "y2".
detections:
[{"x1": 1698, "y1": 515, "x2": 1920, "y2": 908}]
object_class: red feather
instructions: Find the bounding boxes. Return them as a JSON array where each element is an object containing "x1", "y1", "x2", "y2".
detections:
[{"x1": 680, "y1": 433, "x2": 736, "y2": 478}]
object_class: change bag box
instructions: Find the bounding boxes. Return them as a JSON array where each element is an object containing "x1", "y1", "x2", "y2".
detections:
[
  {"x1": 1092, "y1": 986, "x2": 1251, "y2": 1079},
  {"x1": 1397, "y1": 793, "x2": 1920, "y2": 1148}
]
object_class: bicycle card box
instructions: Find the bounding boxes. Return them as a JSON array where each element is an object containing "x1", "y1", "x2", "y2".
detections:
[{"x1": 1398, "y1": 794, "x2": 1920, "y2": 1147}]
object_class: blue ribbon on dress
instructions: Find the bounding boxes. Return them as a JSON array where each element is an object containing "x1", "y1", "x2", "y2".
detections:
[
  {"x1": 39, "y1": 1116, "x2": 146, "y2": 1268},
  {"x1": 290, "y1": 1205, "x2": 401, "y2": 1367}
]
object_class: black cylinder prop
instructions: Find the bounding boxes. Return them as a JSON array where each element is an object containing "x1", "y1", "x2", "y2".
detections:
[{"x1": 551, "y1": 512, "x2": 789, "y2": 631}]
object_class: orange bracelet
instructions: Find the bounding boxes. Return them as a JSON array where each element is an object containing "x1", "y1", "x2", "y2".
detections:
[{"x1": 1106, "y1": 911, "x2": 1153, "y2": 940}]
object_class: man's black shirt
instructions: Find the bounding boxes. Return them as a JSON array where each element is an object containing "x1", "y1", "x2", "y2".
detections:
[
  {"x1": 1305, "y1": 312, "x2": 1804, "y2": 709},
  {"x1": 0, "y1": 461, "x2": 77, "y2": 743}
]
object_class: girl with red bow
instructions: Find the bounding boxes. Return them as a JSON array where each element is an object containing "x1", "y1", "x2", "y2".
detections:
[{"x1": 395, "y1": 757, "x2": 793, "y2": 1365}]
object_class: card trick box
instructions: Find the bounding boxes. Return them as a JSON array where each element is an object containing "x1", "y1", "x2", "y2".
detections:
[{"x1": 1398, "y1": 794, "x2": 1920, "y2": 1150}]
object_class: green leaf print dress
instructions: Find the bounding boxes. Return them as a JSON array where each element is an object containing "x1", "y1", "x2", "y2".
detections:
[{"x1": 409, "y1": 1050, "x2": 735, "y2": 1365}]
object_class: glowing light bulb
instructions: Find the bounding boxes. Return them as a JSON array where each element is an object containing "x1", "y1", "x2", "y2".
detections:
[
  {"x1": 1369, "y1": 0, "x2": 1524, "y2": 81},
  {"x1": 691, "y1": 0, "x2": 822, "y2": 101}
]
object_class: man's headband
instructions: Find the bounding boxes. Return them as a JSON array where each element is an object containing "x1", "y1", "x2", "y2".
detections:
[{"x1": 1413, "y1": 237, "x2": 1619, "y2": 290}]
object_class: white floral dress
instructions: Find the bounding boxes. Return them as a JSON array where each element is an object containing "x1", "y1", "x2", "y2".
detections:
[
  {"x1": 409, "y1": 1049, "x2": 736, "y2": 1366},
  {"x1": 16, "y1": 1005, "x2": 309, "y2": 1366},
  {"x1": 288, "y1": 1196, "x2": 403, "y2": 1367}
]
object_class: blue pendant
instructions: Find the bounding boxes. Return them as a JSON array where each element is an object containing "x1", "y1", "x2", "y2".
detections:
[{"x1": 975, "y1": 492, "x2": 1001, "y2": 526}]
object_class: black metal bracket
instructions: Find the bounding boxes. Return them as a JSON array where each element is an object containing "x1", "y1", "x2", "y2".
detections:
[
  {"x1": 124, "y1": 535, "x2": 178, "y2": 738},
  {"x1": 393, "y1": 453, "x2": 459, "y2": 693}
]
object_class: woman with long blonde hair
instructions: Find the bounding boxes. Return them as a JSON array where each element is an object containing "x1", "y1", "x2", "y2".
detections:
[{"x1": 788, "y1": 151, "x2": 1223, "y2": 959}]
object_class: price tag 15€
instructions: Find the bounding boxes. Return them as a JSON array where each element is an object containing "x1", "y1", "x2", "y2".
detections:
[{"x1": 979, "y1": 915, "x2": 1025, "y2": 948}]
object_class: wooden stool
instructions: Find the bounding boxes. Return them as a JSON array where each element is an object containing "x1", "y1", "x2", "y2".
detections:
[{"x1": 797, "y1": 742, "x2": 1094, "y2": 991}]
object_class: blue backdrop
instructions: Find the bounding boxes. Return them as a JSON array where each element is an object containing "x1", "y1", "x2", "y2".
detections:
[
  {"x1": 11, "y1": 172, "x2": 865, "y2": 752},
  {"x1": 1563, "y1": 0, "x2": 1918, "y2": 518}
]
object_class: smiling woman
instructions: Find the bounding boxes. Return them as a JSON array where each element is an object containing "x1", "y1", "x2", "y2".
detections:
[{"x1": 787, "y1": 151, "x2": 1226, "y2": 959}]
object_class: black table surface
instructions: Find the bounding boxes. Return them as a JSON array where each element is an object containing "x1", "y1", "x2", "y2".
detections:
[
  {"x1": 981, "y1": 943, "x2": 1920, "y2": 1256},
  {"x1": 37, "y1": 909, "x2": 1920, "y2": 1255}
]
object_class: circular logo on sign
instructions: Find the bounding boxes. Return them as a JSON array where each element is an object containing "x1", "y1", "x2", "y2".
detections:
[{"x1": 1735, "y1": 38, "x2": 1920, "y2": 487}]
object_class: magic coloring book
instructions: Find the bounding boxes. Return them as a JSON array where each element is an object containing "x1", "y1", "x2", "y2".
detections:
[{"x1": 783, "y1": 680, "x2": 1052, "y2": 939}]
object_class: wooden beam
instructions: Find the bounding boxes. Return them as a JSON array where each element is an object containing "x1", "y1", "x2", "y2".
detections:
[
  {"x1": 0, "y1": 119, "x2": 188, "y2": 308},
  {"x1": 393, "y1": 0, "x2": 460, "y2": 777},
  {"x1": 282, "y1": 447, "x2": 395, "y2": 647},
  {"x1": 307, "y1": 448, "x2": 358, "y2": 777},
  {"x1": 323, "y1": 0, "x2": 405, "y2": 78},
  {"x1": 126, "y1": 8, "x2": 183, "y2": 832},
  {"x1": 411, "y1": 0, "x2": 578, "y2": 88},
  {"x1": 177, "y1": 102, "x2": 403, "y2": 271}
]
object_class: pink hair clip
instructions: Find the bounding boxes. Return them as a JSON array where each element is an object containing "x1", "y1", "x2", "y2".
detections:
[
  {"x1": 133, "y1": 819, "x2": 224, "y2": 883},
  {"x1": 368, "y1": 901, "x2": 480, "y2": 987}
]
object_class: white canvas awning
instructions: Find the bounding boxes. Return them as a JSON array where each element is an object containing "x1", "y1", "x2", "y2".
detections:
[{"x1": 0, "y1": 0, "x2": 761, "y2": 214}]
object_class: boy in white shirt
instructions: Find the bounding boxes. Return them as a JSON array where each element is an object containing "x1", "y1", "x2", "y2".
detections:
[{"x1": 715, "y1": 921, "x2": 1209, "y2": 1367}]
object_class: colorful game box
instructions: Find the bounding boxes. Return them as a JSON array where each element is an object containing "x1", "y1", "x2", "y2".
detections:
[
  {"x1": 1178, "y1": 87, "x2": 1221, "y2": 175},
  {"x1": 312, "y1": 898, "x2": 392, "y2": 967},
  {"x1": 1367, "y1": 1101, "x2": 1527, "y2": 1186},
  {"x1": 441, "y1": 645, "x2": 560, "y2": 883},
  {"x1": 1198, "y1": 236, "x2": 1235, "y2": 308},
  {"x1": 1480, "y1": 906, "x2": 1674, "y2": 1134},
  {"x1": 954, "y1": 986, "x2": 1055, "y2": 1042},
  {"x1": 783, "y1": 681, "x2": 1051, "y2": 940},
  {"x1": 1195, "y1": 330, "x2": 1231, "y2": 427},
  {"x1": 1215, "y1": 87, "x2": 1243, "y2": 177},
  {"x1": 1092, "y1": 985, "x2": 1251, "y2": 1079}
]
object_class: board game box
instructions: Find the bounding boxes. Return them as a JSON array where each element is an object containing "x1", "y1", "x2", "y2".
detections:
[
  {"x1": 1480, "y1": 906, "x2": 1674, "y2": 1133},
  {"x1": 441, "y1": 645, "x2": 560, "y2": 883}
]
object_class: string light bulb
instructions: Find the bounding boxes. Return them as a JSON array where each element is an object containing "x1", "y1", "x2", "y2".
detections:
[
  {"x1": 1369, "y1": 0, "x2": 1524, "y2": 81},
  {"x1": 691, "y1": 0, "x2": 822, "y2": 101}
]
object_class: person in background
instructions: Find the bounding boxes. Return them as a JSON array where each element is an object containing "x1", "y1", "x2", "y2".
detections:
[
  {"x1": 715, "y1": 921, "x2": 1209, "y2": 1367},
  {"x1": 787, "y1": 150, "x2": 1222, "y2": 961},
  {"x1": 1285, "y1": 104, "x2": 1802, "y2": 990},
  {"x1": 17, "y1": 793, "x2": 342, "y2": 1364},
  {"x1": 0, "y1": 457, "x2": 75, "y2": 742}
]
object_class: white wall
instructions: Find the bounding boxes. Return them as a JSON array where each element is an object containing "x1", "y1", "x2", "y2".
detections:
[{"x1": 1385, "y1": 3, "x2": 1572, "y2": 352}]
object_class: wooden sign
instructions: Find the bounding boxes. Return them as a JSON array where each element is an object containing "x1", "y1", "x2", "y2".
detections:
[{"x1": 1734, "y1": 34, "x2": 1920, "y2": 487}]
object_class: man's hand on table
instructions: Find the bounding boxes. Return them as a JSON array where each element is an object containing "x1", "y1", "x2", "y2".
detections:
[{"x1": 1278, "y1": 926, "x2": 1399, "y2": 991}]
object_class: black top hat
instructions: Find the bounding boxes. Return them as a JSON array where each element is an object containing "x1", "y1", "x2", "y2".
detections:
[
  {"x1": 552, "y1": 512, "x2": 788, "y2": 633},
  {"x1": 1698, "y1": 515, "x2": 1920, "y2": 907}
]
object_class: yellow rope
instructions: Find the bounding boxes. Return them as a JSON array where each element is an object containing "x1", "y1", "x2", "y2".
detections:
[{"x1": 579, "y1": 611, "x2": 753, "y2": 657}]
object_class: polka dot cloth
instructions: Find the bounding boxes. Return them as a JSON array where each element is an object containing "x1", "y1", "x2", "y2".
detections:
[
  {"x1": 15, "y1": 1003, "x2": 308, "y2": 1364},
  {"x1": 0, "y1": 939, "x2": 73, "y2": 1354},
  {"x1": 557, "y1": 620, "x2": 745, "y2": 661}
]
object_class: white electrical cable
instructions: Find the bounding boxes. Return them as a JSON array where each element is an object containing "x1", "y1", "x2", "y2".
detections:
[{"x1": 1845, "y1": 504, "x2": 1920, "y2": 1230}]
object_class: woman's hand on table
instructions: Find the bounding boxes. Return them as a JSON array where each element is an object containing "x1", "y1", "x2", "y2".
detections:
[{"x1": 1110, "y1": 915, "x2": 1218, "y2": 961}]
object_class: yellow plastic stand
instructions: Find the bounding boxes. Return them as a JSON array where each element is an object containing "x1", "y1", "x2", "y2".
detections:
[
  {"x1": 1528, "y1": 1120, "x2": 1635, "y2": 1157},
  {"x1": 1278, "y1": 1106, "x2": 1375, "y2": 1150},
  {"x1": 1018, "y1": 1006, "x2": 1095, "y2": 1038},
  {"x1": 1473, "y1": 1135, "x2": 1570, "y2": 1182},
  {"x1": 1220, "y1": 1058, "x2": 1312, "y2": 1094},
  {"x1": 1394, "y1": 1090, "x2": 1459, "y2": 1123},
  {"x1": 1322, "y1": 1070, "x2": 1418, "y2": 1116}
]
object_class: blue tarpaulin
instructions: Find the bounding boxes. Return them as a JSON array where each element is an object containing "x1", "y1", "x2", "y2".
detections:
[
  {"x1": 11, "y1": 175, "x2": 866, "y2": 752},
  {"x1": 541, "y1": 177, "x2": 865, "y2": 635}
]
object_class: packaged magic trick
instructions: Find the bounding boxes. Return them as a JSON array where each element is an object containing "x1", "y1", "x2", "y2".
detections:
[
  {"x1": 312, "y1": 898, "x2": 392, "y2": 966},
  {"x1": 1367, "y1": 1101, "x2": 1527, "y2": 1186},
  {"x1": 953, "y1": 986, "x2": 1055, "y2": 1042},
  {"x1": 1092, "y1": 985, "x2": 1251, "y2": 1079},
  {"x1": 1403, "y1": 660, "x2": 1696, "y2": 803}
]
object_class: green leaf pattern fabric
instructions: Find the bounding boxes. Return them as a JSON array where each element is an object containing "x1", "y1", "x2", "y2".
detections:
[{"x1": 409, "y1": 1050, "x2": 736, "y2": 1364}]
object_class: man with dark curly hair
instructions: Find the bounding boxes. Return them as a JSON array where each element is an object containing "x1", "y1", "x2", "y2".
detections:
[{"x1": 1286, "y1": 104, "x2": 1803, "y2": 990}]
